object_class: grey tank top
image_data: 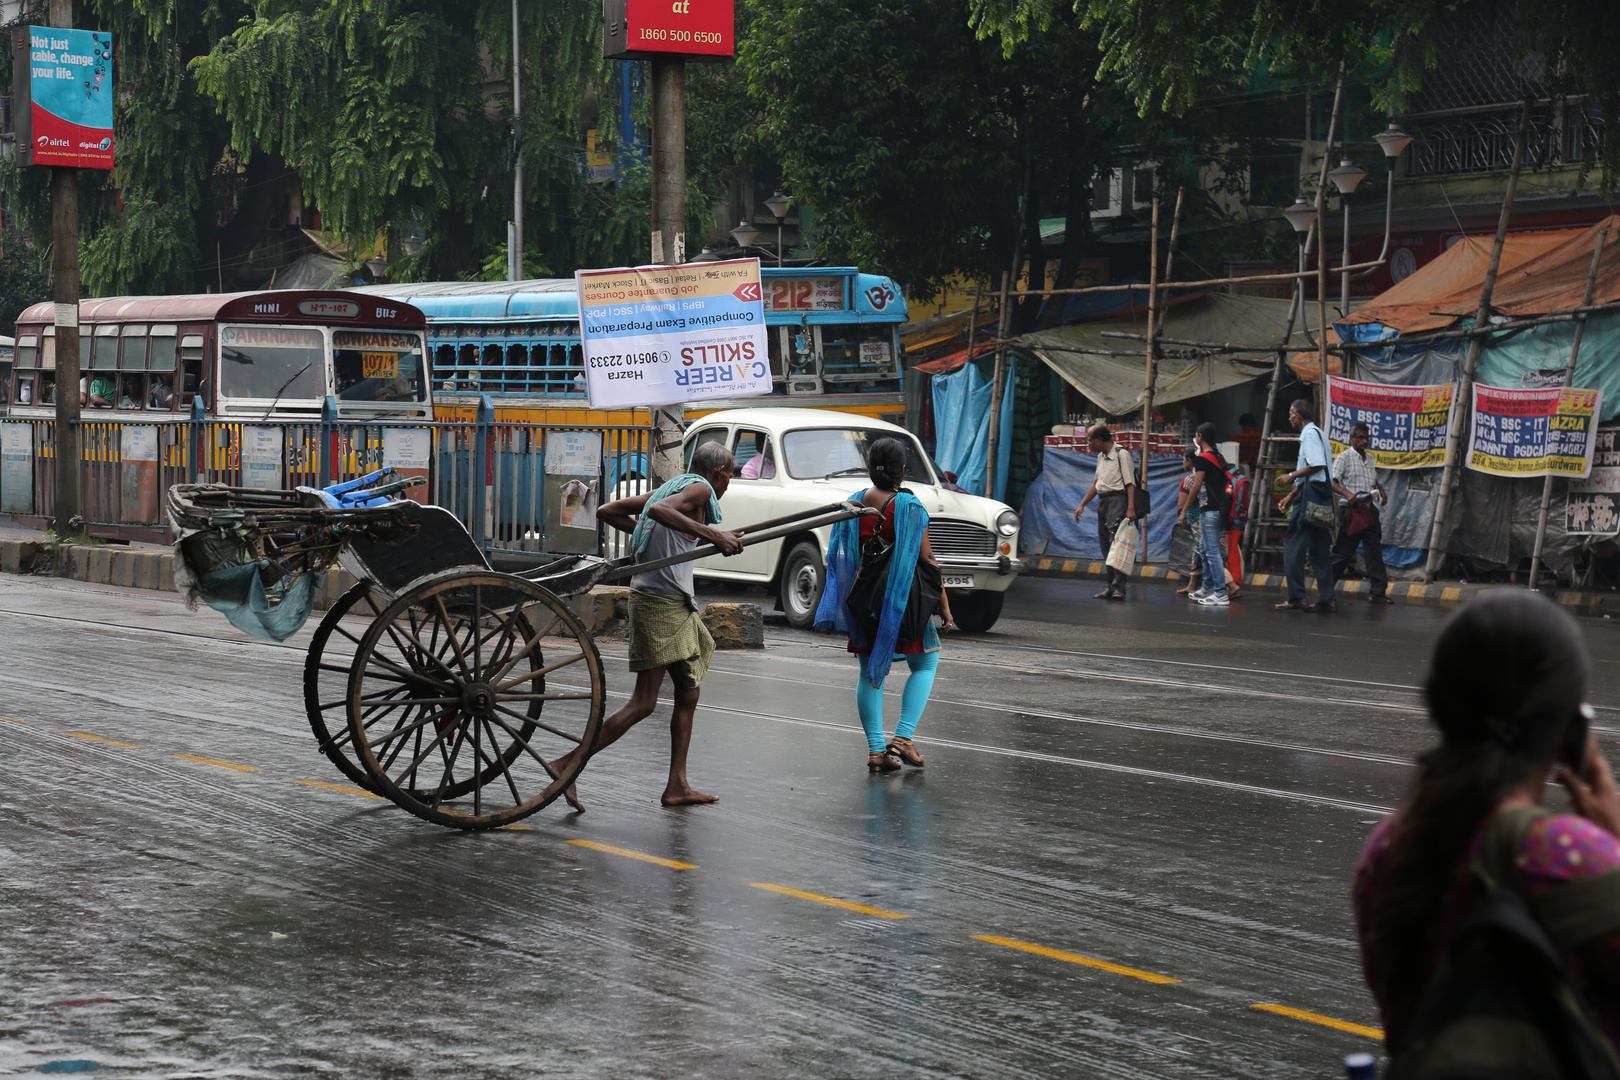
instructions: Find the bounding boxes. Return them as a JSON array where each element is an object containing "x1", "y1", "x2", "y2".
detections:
[{"x1": 629, "y1": 517, "x2": 698, "y2": 606}]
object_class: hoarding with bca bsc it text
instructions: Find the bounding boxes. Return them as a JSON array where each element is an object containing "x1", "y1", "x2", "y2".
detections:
[
  {"x1": 576, "y1": 258, "x2": 770, "y2": 410},
  {"x1": 12, "y1": 26, "x2": 113, "y2": 169},
  {"x1": 603, "y1": 0, "x2": 734, "y2": 59}
]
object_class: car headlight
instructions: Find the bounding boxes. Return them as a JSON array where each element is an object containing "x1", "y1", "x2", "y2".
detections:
[{"x1": 995, "y1": 509, "x2": 1020, "y2": 536}]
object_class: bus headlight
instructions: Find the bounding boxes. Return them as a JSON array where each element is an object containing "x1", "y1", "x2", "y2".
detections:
[{"x1": 995, "y1": 509, "x2": 1020, "y2": 536}]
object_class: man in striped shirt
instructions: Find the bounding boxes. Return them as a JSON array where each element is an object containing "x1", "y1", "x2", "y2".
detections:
[{"x1": 1332, "y1": 422, "x2": 1391, "y2": 605}]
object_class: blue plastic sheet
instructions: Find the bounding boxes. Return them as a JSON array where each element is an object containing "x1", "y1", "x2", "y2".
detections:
[
  {"x1": 198, "y1": 560, "x2": 316, "y2": 642},
  {"x1": 931, "y1": 359, "x2": 1016, "y2": 502},
  {"x1": 1021, "y1": 448, "x2": 1187, "y2": 562}
]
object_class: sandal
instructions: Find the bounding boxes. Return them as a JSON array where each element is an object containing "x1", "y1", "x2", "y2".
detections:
[
  {"x1": 888, "y1": 737, "x2": 925, "y2": 767},
  {"x1": 1176, "y1": 575, "x2": 1201, "y2": 596},
  {"x1": 868, "y1": 749, "x2": 902, "y2": 773}
]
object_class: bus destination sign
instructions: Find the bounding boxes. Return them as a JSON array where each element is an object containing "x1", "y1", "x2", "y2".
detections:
[{"x1": 297, "y1": 298, "x2": 362, "y2": 319}]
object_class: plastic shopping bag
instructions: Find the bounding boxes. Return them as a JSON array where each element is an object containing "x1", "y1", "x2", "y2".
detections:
[{"x1": 1105, "y1": 519, "x2": 1139, "y2": 574}]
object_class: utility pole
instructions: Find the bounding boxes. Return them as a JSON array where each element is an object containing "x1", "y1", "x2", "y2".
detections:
[
  {"x1": 509, "y1": 0, "x2": 523, "y2": 282},
  {"x1": 50, "y1": 0, "x2": 80, "y2": 534},
  {"x1": 647, "y1": 56, "x2": 686, "y2": 483}
]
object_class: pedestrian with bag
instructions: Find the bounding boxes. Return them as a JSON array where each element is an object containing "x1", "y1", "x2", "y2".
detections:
[
  {"x1": 1353, "y1": 590, "x2": 1620, "y2": 1076},
  {"x1": 1183, "y1": 423, "x2": 1234, "y2": 607},
  {"x1": 815, "y1": 438, "x2": 953, "y2": 774},
  {"x1": 1332, "y1": 422, "x2": 1392, "y2": 605},
  {"x1": 1073, "y1": 424, "x2": 1140, "y2": 602},
  {"x1": 1275, "y1": 399, "x2": 1337, "y2": 612}
]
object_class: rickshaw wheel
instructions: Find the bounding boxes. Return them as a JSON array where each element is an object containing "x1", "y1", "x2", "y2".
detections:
[
  {"x1": 304, "y1": 580, "x2": 388, "y2": 792},
  {"x1": 346, "y1": 571, "x2": 606, "y2": 830}
]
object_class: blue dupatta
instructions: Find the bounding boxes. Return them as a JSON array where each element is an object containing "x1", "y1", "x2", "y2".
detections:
[
  {"x1": 629, "y1": 473, "x2": 722, "y2": 557},
  {"x1": 814, "y1": 488, "x2": 929, "y2": 687}
]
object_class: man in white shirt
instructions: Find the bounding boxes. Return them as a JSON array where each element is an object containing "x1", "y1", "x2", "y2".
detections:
[
  {"x1": 1275, "y1": 399, "x2": 1337, "y2": 612},
  {"x1": 1331, "y1": 422, "x2": 1392, "y2": 605},
  {"x1": 1073, "y1": 424, "x2": 1138, "y2": 601}
]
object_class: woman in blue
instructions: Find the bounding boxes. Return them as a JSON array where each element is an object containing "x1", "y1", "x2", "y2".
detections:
[{"x1": 816, "y1": 439, "x2": 953, "y2": 772}]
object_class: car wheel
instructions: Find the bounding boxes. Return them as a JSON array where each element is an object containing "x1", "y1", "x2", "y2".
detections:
[
  {"x1": 779, "y1": 541, "x2": 825, "y2": 629},
  {"x1": 950, "y1": 590, "x2": 1004, "y2": 633}
]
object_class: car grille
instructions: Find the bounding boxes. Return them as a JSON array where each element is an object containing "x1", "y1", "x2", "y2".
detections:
[{"x1": 927, "y1": 519, "x2": 996, "y2": 557}]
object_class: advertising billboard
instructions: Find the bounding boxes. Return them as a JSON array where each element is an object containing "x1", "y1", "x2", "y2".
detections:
[
  {"x1": 1467, "y1": 384, "x2": 1603, "y2": 478},
  {"x1": 13, "y1": 26, "x2": 114, "y2": 169},
  {"x1": 575, "y1": 257, "x2": 770, "y2": 409},
  {"x1": 603, "y1": 0, "x2": 735, "y2": 59}
]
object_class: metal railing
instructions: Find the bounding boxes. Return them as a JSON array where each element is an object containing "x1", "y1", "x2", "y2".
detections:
[{"x1": 0, "y1": 397, "x2": 653, "y2": 555}]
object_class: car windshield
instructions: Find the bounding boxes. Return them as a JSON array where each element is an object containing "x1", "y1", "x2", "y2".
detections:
[
  {"x1": 219, "y1": 325, "x2": 324, "y2": 401},
  {"x1": 781, "y1": 428, "x2": 935, "y2": 484}
]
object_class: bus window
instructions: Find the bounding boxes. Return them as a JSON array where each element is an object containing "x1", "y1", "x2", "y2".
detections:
[
  {"x1": 119, "y1": 325, "x2": 148, "y2": 370},
  {"x1": 14, "y1": 335, "x2": 37, "y2": 406},
  {"x1": 220, "y1": 325, "x2": 322, "y2": 402},
  {"x1": 332, "y1": 330, "x2": 426, "y2": 403},
  {"x1": 86, "y1": 326, "x2": 118, "y2": 407},
  {"x1": 180, "y1": 334, "x2": 204, "y2": 406},
  {"x1": 767, "y1": 327, "x2": 787, "y2": 380}
]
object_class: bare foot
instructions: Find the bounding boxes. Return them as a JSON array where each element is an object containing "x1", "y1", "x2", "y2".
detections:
[
  {"x1": 549, "y1": 757, "x2": 584, "y2": 812},
  {"x1": 660, "y1": 785, "x2": 719, "y2": 806}
]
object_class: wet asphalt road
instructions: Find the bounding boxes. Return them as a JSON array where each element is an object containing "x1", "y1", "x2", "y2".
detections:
[{"x1": 4, "y1": 573, "x2": 1620, "y2": 1079}]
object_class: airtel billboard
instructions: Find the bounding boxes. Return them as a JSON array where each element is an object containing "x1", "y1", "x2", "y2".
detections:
[
  {"x1": 12, "y1": 26, "x2": 114, "y2": 169},
  {"x1": 603, "y1": 0, "x2": 735, "y2": 59}
]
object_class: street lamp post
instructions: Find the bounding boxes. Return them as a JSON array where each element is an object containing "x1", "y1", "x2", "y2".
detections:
[
  {"x1": 729, "y1": 219, "x2": 760, "y2": 253},
  {"x1": 1327, "y1": 158, "x2": 1368, "y2": 319},
  {"x1": 764, "y1": 191, "x2": 791, "y2": 267},
  {"x1": 1282, "y1": 196, "x2": 1317, "y2": 333}
]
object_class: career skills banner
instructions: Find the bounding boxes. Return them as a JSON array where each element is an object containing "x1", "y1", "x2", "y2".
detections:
[
  {"x1": 576, "y1": 258, "x2": 770, "y2": 410},
  {"x1": 1467, "y1": 384, "x2": 1604, "y2": 478},
  {"x1": 1325, "y1": 376, "x2": 1455, "y2": 469}
]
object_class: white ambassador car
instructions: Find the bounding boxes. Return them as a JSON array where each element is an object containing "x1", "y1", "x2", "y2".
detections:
[{"x1": 679, "y1": 408, "x2": 1023, "y2": 632}]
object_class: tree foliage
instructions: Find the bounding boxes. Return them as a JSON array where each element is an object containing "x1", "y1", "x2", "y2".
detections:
[{"x1": 970, "y1": 0, "x2": 1620, "y2": 180}]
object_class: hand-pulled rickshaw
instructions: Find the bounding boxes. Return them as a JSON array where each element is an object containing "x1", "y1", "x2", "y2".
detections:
[{"x1": 168, "y1": 472, "x2": 867, "y2": 830}]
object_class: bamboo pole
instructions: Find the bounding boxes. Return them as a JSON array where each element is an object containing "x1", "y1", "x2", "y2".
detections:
[
  {"x1": 985, "y1": 271, "x2": 1011, "y2": 498},
  {"x1": 1422, "y1": 100, "x2": 1533, "y2": 582},
  {"x1": 1527, "y1": 223, "x2": 1609, "y2": 589},
  {"x1": 1315, "y1": 71, "x2": 1347, "y2": 423},
  {"x1": 1140, "y1": 197, "x2": 1161, "y2": 467},
  {"x1": 1320, "y1": 298, "x2": 1620, "y2": 350},
  {"x1": 996, "y1": 259, "x2": 1385, "y2": 298}
]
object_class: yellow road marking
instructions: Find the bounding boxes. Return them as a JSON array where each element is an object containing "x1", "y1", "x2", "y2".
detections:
[
  {"x1": 172, "y1": 754, "x2": 259, "y2": 773},
  {"x1": 67, "y1": 732, "x2": 144, "y2": 748},
  {"x1": 749, "y1": 882, "x2": 910, "y2": 919},
  {"x1": 566, "y1": 838, "x2": 696, "y2": 869},
  {"x1": 295, "y1": 779, "x2": 386, "y2": 801},
  {"x1": 971, "y1": 934, "x2": 1181, "y2": 985},
  {"x1": 1, "y1": 716, "x2": 27, "y2": 724},
  {"x1": 1250, "y1": 1003, "x2": 1382, "y2": 1039}
]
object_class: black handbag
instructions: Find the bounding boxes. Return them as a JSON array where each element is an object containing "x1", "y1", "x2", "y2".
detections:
[
  {"x1": 1131, "y1": 453, "x2": 1151, "y2": 519},
  {"x1": 846, "y1": 496, "x2": 942, "y2": 641}
]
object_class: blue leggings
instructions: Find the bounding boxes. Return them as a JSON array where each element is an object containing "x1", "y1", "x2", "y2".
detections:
[{"x1": 855, "y1": 650, "x2": 940, "y2": 752}]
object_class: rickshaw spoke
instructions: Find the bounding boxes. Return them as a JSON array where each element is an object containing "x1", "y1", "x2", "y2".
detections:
[
  {"x1": 482, "y1": 709, "x2": 565, "y2": 780},
  {"x1": 389, "y1": 717, "x2": 459, "y2": 792},
  {"x1": 491, "y1": 701, "x2": 582, "y2": 745},
  {"x1": 477, "y1": 715, "x2": 525, "y2": 807},
  {"x1": 368, "y1": 703, "x2": 453, "y2": 749},
  {"x1": 428, "y1": 721, "x2": 472, "y2": 808},
  {"x1": 497, "y1": 692, "x2": 593, "y2": 702},
  {"x1": 431, "y1": 595, "x2": 475, "y2": 679},
  {"x1": 492, "y1": 652, "x2": 587, "y2": 693},
  {"x1": 472, "y1": 586, "x2": 483, "y2": 676}
]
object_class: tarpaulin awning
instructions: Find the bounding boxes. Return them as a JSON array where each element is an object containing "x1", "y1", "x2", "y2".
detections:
[
  {"x1": 1017, "y1": 292, "x2": 1294, "y2": 415},
  {"x1": 1339, "y1": 218, "x2": 1620, "y2": 335}
]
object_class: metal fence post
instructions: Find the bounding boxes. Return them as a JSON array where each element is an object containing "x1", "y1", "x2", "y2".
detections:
[
  {"x1": 188, "y1": 396, "x2": 204, "y2": 483},
  {"x1": 319, "y1": 395, "x2": 337, "y2": 487},
  {"x1": 474, "y1": 394, "x2": 494, "y2": 546}
]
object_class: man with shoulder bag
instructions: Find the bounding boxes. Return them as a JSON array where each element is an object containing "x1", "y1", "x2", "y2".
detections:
[
  {"x1": 1074, "y1": 424, "x2": 1140, "y2": 602},
  {"x1": 1275, "y1": 399, "x2": 1337, "y2": 613}
]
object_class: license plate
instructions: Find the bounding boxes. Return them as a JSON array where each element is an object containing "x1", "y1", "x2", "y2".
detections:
[{"x1": 942, "y1": 575, "x2": 974, "y2": 588}]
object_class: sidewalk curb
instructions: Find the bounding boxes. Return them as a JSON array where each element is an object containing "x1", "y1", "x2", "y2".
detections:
[
  {"x1": 1023, "y1": 554, "x2": 1620, "y2": 617},
  {"x1": 0, "y1": 536, "x2": 765, "y2": 644}
]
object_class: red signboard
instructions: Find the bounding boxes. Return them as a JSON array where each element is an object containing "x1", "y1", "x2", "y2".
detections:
[{"x1": 604, "y1": 0, "x2": 734, "y2": 59}]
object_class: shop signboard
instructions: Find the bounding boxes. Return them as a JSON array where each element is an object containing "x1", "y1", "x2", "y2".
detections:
[
  {"x1": 1467, "y1": 384, "x2": 1603, "y2": 478},
  {"x1": 1325, "y1": 376, "x2": 1455, "y2": 469},
  {"x1": 1567, "y1": 424, "x2": 1620, "y2": 537},
  {"x1": 575, "y1": 257, "x2": 770, "y2": 410},
  {"x1": 13, "y1": 26, "x2": 114, "y2": 169}
]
